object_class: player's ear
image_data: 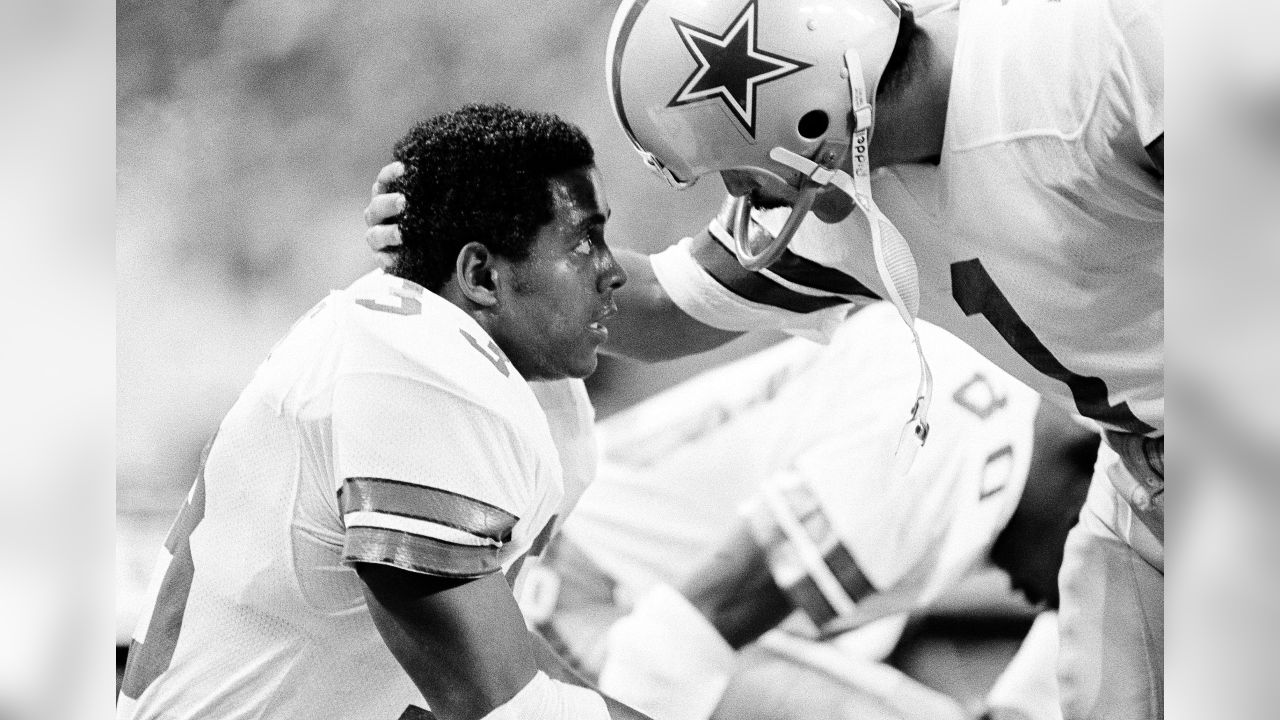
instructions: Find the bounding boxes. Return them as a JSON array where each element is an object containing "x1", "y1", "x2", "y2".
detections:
[{"x1": 455, "y1": 242, "x2": 500, "y2": 307}]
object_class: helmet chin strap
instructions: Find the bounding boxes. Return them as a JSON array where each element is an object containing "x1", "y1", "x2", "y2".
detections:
[{"x1": 733, "y1": 47, "x2": 933, "y2": 475}]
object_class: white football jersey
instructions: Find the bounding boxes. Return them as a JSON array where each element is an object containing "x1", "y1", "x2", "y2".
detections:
[
  {"x1": 118, "y1": 270, "x2": 596, "y2": 720},
  {"x1": 564, "y1": 302, "x2": 1039, "y2": 640},
  {"x1": 652, "y1": 0, "x2": 1162, "y2": 437}
]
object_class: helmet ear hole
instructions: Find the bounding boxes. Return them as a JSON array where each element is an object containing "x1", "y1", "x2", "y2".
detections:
[{"x1": 797, "y1": 110, "x2": 830, "y2": 140}]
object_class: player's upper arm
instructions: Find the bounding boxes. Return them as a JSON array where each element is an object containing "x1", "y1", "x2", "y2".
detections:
[
  {"x1": 358, "y1": 565, "x2": 538, "y2": 719},
  {"x1": 331, "y1": 371, "x2": 536, "y2": 578},
  {"x1": 358, "y1": 565, "x2": 649, "y2": 720}
]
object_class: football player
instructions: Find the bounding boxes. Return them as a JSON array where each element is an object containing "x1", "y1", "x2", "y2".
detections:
[
  {"x1": 526, "y1": 303, "x2": 1094, "y2": 720},
  {"x1": 117, "y1": 104, "x2": 653, "y2": 720},
  {"x1": 363, "y1": 1, "x2": 1163, "y2": 717}
]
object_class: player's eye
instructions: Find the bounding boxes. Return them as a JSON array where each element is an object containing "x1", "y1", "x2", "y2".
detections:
[{"x1": 572, "y1": 237, "x2": 593, "y2": 256}]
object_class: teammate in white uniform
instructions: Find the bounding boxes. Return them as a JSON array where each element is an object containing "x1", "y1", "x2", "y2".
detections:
[
  {"x1": 604, "y1": 3, "x2": 1165, "y2": 718},
  {"x1": 362, "y1": 3, "x2": 1163, "y2": 717},
  {"x1": 118, "y1": 105, "x2": 653, "y2": 720},
  {"x1": 531, "y1": 303, "x2": 1094, "y2": 720}
]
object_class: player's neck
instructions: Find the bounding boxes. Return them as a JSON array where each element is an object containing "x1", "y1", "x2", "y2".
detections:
[{"x1": 869, "y1": 10, "x2": 957, "y2": 168}]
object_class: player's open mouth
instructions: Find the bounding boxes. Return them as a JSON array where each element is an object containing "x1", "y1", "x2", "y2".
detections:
[{"x1": 588, "y1": 303, "x2": 617, "y2": 340}]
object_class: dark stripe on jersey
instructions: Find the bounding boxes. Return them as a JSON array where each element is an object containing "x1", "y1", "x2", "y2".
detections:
[
  {"x1": 765, "y1": 248, "x2": 881, "y2": 299},
  {"x1": 689, "y1": 230, "x2": 870, "y2": 313},
  {"x1": 341, "y1": 477, "x2": 517, "y2": 543},
  {"x1": 785, "y1": 575, "x2": 838, "y2": 628},
  {"x1": 121, "y1": 438, "x2": 214, "y2": 700},
  {"x1": 343, "y1": 526, "x2": 502, "y2": 578},
  {"x1": 824, "y1": 543, "x2": 877, "y2": 603},
  {"x1": 119, "y1": 544, "x2": 196, "y2": 699},
  {"x1": 163, "y1": 438, "x2": 212, "y2": 554},
  {"x1": 702, "y1": 225, "x2": 881, "y2": 297}
]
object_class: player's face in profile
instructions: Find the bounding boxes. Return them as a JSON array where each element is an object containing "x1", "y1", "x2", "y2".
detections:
[{"x1": 494, "y1": 165, "x2": 626, "y2": 381}]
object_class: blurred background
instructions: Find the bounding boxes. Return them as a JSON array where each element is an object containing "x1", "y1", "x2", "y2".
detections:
[{"x1": 0, "y1": 0, "x2": 1277, "y2": 718}]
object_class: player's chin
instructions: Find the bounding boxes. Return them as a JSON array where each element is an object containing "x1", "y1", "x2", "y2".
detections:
[{"x1": 558, "y1": 342, "x2": 602, "y2": 379}]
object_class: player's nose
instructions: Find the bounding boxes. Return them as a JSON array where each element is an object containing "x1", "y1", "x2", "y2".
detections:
[{"x1": 597, "y1": 245, "x2": 627, "y2": 292}]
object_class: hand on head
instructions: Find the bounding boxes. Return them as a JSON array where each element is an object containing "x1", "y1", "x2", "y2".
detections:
[{"x1": 364, "y1": 160, "x2": 407, "y2": 267}]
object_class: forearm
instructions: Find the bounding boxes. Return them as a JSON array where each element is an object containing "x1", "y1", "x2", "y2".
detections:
[
  {"x1": 359, "y1": 567, "x2": 537, "y2": 720},
  {"x1": 604, "y1": 248, "x2": 743, "y2": 361},
  {"x1": 680, "y1": 521, "x2": 793, "y2": 649},
  {"x1": 596, "y1": 522, "x2": 793, "y2": 720}
]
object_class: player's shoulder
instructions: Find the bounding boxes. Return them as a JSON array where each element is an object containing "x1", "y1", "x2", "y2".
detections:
[
  {"x1": 953, "y1": 0, "x2": 1156, "y2": 140},
  {"x1": 335, "y1": 270, "x2": 539, "y2": 418}
]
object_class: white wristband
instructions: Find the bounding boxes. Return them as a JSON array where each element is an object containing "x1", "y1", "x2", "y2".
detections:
[
  {"x1": 481, "y1": 671, "x2": 610, "y2": 720},
  {"x1": 597, "y1": 583, "x2": 735, "y2": 720},
  {"x1": 651, "y1": 237, "x2": 856, "y2": 343}
]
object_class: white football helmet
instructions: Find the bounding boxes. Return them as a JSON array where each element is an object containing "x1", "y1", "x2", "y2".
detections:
[
  {"x1": 607, "y1": 0, "x2": 908, "y2": 263},
  {"x1": 607, "y1": 0, "x2": 933, "y2": 469}
]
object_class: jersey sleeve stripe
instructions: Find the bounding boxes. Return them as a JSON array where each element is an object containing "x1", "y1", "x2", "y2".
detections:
[
  {"x1": 783, "y1": 575, "x2": 839, "y2": 628},
  {"x1": 781, "y1": 484, "x2": 879, "y2": 604},
  {"x1": 344, "y1": 511, "x2": 500, "y2": 548},
  {"x1": 823, "y1": 543, "x2": 877, "y2": 603},
  {"x1": 340, "y1": 476, "x2": 517, "y2": 543},
  {"x1": 118, "y1": 545, "x2": 195, "y2": 700},
  {"x1": 688, "y1": 230, "x2": 856, "y2": 313},
  {"x1": 342, "y1": 526, "x2": 503, "y2": 578}
]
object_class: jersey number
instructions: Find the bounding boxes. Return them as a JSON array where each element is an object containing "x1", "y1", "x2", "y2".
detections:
[
  {"x1": 949, "y1": 372, "x2": 1015, "y2": 499},
  {"x1": 119, "y1": 444, "x2": 211, "y2": 700},
  {"x1": 950, "y1": 259, "x2": 1154, "y2": 434},
  {"x1": 460, "y1": 329, "x2": 511, "y2": 377},
  {"x1": 355, "y1": 278, "x2": 425, "y2": 316}
]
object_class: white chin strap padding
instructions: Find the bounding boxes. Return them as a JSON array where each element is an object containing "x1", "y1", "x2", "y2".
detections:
[{"x1": 841, "y1": 45, "x2": 934, "y2": 471}]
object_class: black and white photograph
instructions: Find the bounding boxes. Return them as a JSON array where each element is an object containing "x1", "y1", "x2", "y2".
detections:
[{"x1": 2, "y1": 0, "x2": 1279, "y2": 718}]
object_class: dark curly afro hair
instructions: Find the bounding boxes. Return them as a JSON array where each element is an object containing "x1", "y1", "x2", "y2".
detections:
[{"x1": 387, "y1": 103, "x2": 595, "y2": 291}]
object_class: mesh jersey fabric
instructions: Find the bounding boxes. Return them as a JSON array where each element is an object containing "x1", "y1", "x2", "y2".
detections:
[
  {"x1": 118, "y1": 270, "x2": 596, "y2": 720},
  {"x1": 651, "y1": 0, "x2": 1162, "y2": 437}
]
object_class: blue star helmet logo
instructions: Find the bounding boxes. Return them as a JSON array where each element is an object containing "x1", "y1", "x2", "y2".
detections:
[{"x1": 667, "y1": 0, "x2": 812, "y2": 138}]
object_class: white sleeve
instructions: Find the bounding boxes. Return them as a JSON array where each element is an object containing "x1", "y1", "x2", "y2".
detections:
[
  {"x1": 650, "y1": 233, "x2": 860, "y2": 343},
  {"x1": 1117, "y1": 0, "x2": 1163, "y2": 144},
  {"x1": 333, "y1": 372, "x2": 534, "y2": 578}
]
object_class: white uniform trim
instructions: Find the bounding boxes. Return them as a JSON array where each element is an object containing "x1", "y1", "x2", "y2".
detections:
[{"x1": 343, "y1": 511, "x2": 500, "y2": 547}]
